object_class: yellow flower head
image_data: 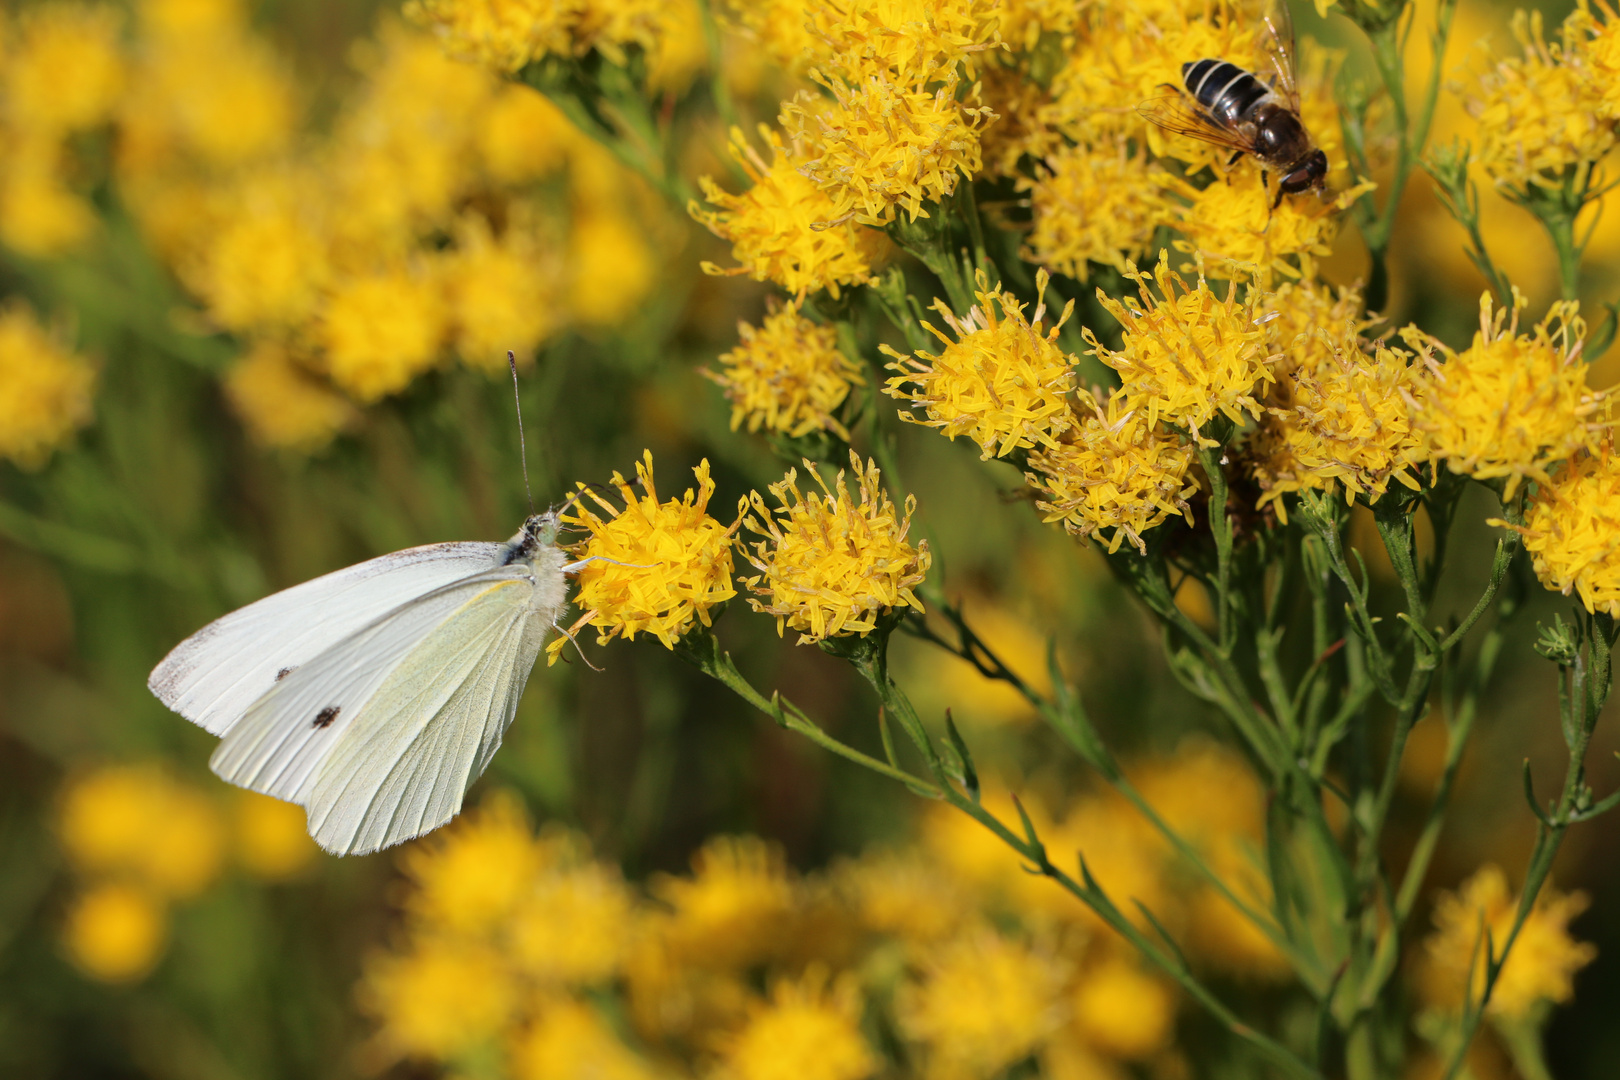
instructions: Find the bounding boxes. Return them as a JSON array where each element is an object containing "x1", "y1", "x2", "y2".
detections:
[
  {"x1": 897, "y1": 926, "x2": 1068, "y2": 1078},
  {"x1": 1085, "y1": 251, "x2": 1273, "y2": 438},
  {"x1": 1071, "y1": 955, "x2": 1177, "y2": 1060},
  {"x1": 1026, "y1": 391, "x2": 1198, "y2": 554},
  {"x1": 0, "y1": 137, "x2": 96, "y2": 257},
  {"x1": 566, "y1": 201, "x2": 658, "y2": 328},
  {"x1": 741, "y1": 453, "x2": 931, "y2": 642},
  {"x1": 224, "y1": 342, "x2": 356, "y2": 454},
  {"x1": 404, "y1": 0, "x2": 581, "y2": 71},
  {"x1": 1580, "y1": 2, "x2": 1620, "y2": 121},
  {"x1": 63, "y1": 882, "x2": 168, "y2": 984},
  {"x1": 4, "y1": 2, "x2": 126, "y2": 134},
  {"x1": 1418, "y1": 864, "x2": 1596, "y2": 1020},
  {"x1": 232, "y1": 791, "x2": 317, "y2": 880},
  {"x1": 652, "y1": 835, "x2": 796, "y2": 969},
  {"x1": 882, "y1": 270, "x2": 1078, "y2": 459},
  {"x1": 1410, "y1": 289, "x2": 1603, "y2": 498},
  {"x1": 441, "y1": 211, "x2": 561, "y2": 370},
  {"x1": 834, "y1": 848, "x2": 971, "y2": 942},
  {"x1": 1022, "y1": 138, "x2": 1176, "y2": 281},
  {"x1": 359, "y1": 937, "x2": 518, "y2": 1061},
  {"x1": 318, "y1": 266, "x2": 448, "y2": 403},
  {"x1": 508, "y1": 830, "x2": 637, "y2": 985},
  {"x1": 183, "y1": 170, "x2": 330, "y2": 333},
  {"x1": 715, "y1": 968, "x2": 879, "y2": 1080},
  {"x1": 1510, "y1": 444, "x2": 1620, "y2": 616},
  {"x1": 556, "y1": 452, "x2": 737, "y2": 655},
  {"x1": 709, "y1": 301, "x2": 867, "y2": 440},
  {"x1": 477, "y1": 83, "x2": 575, "y2": 184},
  {"x1": 1465, "y1": 9, "x2": 1615, "y2": 190},
  {"x1": 57, "y1": 762, "x2": 226, "y2": 900},
  {"x1": 399, "y1": 791, "x2": 539, "y2": 937},
  {"x1": 508, "y1": 998, "x2": 660, "y2": 1080},
  {"x1": 693, "y1": 126, "x2": 890, "y2": 300},
  {"x1": 785, "y1": 71, "x2": 993, "y2": 225},
  {"x1": 804, "y1": 0, "x2": 1002, "y2": 84},
  {"x1": 0, "y1": 302, "x2": 95, "y2": 468},
  {"x1": 717, "y1": 0, "x2": 821, "y2": 75}
]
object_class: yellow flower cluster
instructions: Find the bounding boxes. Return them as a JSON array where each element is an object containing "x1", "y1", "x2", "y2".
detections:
[
  {"x1": 0, "y1": 302, "x2": 96, "y2": 468},
  {"x1": 1021, "y1": 137, "x2": 1174, "y2": 281},
  {"x1": 56, "y1": 763, "x2": 314, "y2": 983},
  {"x1": 1510, "y1": 445, "x2": 1620, "y2": 616},
  {"x1": 741, "y1": 453, "x2": 931, "y2": 642},
  {"x1": 708, "y1": 302, "x2": 866, "y2": 440},
  {"x1": 1410, "y1": 291, "x2": 1604, "y2": 499},
  {"x1": 559, "y1": 452, "x2": 738, "y2": 653},
  {"x1": 882, "y1": 271, "x2": 1078, "y2": 460},
  {"x1": 1418, "y1": 864, "x2": 1596, "y2": 1020}
]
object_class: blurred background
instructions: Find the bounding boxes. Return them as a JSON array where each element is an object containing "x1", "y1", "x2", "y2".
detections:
[{"x1": 2, "y1": 0, "x2": 1620, "y2": 1077}]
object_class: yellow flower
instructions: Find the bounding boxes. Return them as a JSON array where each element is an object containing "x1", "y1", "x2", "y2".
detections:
[
  {"x1": 1581, "y1": 2, "x2": 1620, "y2": 121},
  {"x1": 1464, "y1": 9, "x2": 1615, "y2": 191},
  {"x1": 883, "y1": 270, "x2": 1077, "y2": 459},
  {"x1": 1410, "y1": 290, "x2": 1603, "y2": 498},
  {"x1": 1509, "y1": 444, "x2": 1620, "y2": 615},
  {"x1": 0, "y1": 302, "x2": 95, "y2": 468},
  {"x1": 400, "y1": 791, "x2": 539, "y2": 938},
  {"x1": 784, "y1": 71, "x2": 992, "y2": 225},
  {"x1": 319, "y1": 266, "x2": 448, "y2": 403},
  {"x1": 1071, "y1": 955, "x2": 1176, "y2": 1060},
  {"x1": 565, "y1": 202, "x2": 658, "y2": 328},
  {"x1": 0, "y1": 138, "x2": 96, "y2": 257},
  {"x1": 716, "y1": 968, "x2": 879, "y2": 1080},
  {"x1": 183, "y1": 172, "x2": 329, "y2": 332},
  {"x1": 651, "y1": 835, "x2": 796, "y2": 969},
  {"x1": 441, "y1": 212, "x2": 561, "y2": 370},
  {"x1": 232, "y1": 791, "x2": 318, "y2": 880},
  {"x1": 62, "y1": 882, "x2": 168, "y2": 984},
  {"x1": 223, "y1": 342, "x2": 356, "y2": 453},
  {"x1": 835, "y1": 848, "x2": 972, "y2": 942},
  {"x1": 897, "y1": 925, "x2": 1068, "y2": 1078},
  {"x1": 1022, "y1": 138, "x2": 1176, "y2": 281},
  {"x1": 1418, "y1": 864, "x2": 1596, "y2": 1020},
  {"x1": 57, "y1": 763, "x2": 226, "y2": 900},
  {"x1": 741, "y1": 453, "x2": 931, "y2": 642},
  {"x1": 710, "y1": 301, "x2": 866, "y2": 441},
  {"x1": 507, "y1": 829, "x2": 637, "y2": 985},
  {"x1": 3, "y1": 3, "x2": 126, "y2": 134},
  {"x1": 803, "y1": 0, "x2": 1001, "y2": 84},
  {"x1": 1026, "y1": 391, "x2": 1198, "y2": 554},
  {"x1": 360, "y1": 937, "x2": 519, "y2": 1061},
  {"x1": 998, "y1": 0, "x2": 1085, "y2": 51},
  {"x1": 404, "y1": 0, "x2": 581, "y2": 72},
  {"x1": 716, "y1": 0, "x2": 820, "y2": 75},
  {"x1": 645, "y1": 0, "x2": 709, "y2": 94},
  {"x1": 557, "y1": 452, "x2": 737, "y2": 654},
  {"x1": 1184, "y1": 837, "x2": 1291, "y2": 979},
  {"x1": 693, "y1": 125, "x2": 889, "y2": 300},
  {"x1": 477, "y1": 83, "x2": 576, "y2": 184},
  {"x1": 1084, "y1": 251, "x2": 1273, "y2": 438},
  {"x1": 508, "y1": 999, "x2": 659, "y2": 1080}
]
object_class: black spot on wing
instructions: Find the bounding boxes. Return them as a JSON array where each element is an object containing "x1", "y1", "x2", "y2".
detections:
[
  {"x1": 312, "y1": 706, "x2": 341, "y2": 729},
  {"x1": 276, "y1": 667, "x2": 295, "y2": 681}
]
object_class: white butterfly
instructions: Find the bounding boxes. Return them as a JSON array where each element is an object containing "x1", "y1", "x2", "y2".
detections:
[{"x1": 148, "y1": 511, "x2": 585, "y2": 856}]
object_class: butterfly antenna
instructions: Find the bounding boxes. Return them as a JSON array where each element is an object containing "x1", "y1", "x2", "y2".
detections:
[{"x1": 508, "y1": 351, "x2": 534, "y2": 515}]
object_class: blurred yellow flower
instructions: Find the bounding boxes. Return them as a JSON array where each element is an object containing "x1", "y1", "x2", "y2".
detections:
[
  {"x1": 741, "y1": 453, "x2": 931, "y2": 642},
  {"x1": 694, "y1": 126, "x2": 889, "y2": 300},
  {"x1": 1509, "y1": 444, "x2": 1620, "y2": 615},
  {"x1": 3, "y1": 3, "x2": 126, "y2": 134},
  {"x1": 803, "y1": 0, "x2": 1001, "y2": 84},
  {"x1": 1027, "y1": 391, "x2": 1198, "y2": 554},
  {"x1": 400, "y1": 791, "x2": 539, "y2": 937},
  {"x1": 477, "y1": 84, "x2": 575, "y2": 185},
  {"x1": 566, "y1": 203, "x2": 657, "y2": 328},
  {"x1": 882, "y1": 270, "x2": 1078, "y2": 459},
  {"x1": 0, "y1": 302, "x2": 95, "y2": 468},
  {"x1": 559, "y1": 451, "x2": 737, "y2": 653},
  {"x1": 0, "y1": 139, "x2": 96, "y2": 257},
  {"x1": 645, "y1": 0, "x2": 709, "y2": 94},
  {"x1": 1581, "y1": 2, "x2": 1620, "y2": 120},
  {"x1": 441, "y1": 213, "x2": 561, "y2": 370},
  {"x1": 716, "y1": 968, "x2": 878, "y2": 1080},
  {"x1": 57, "y1": 763, "x2": 225, "y2": 900},
  {"x1": 360, "y1": 937, "x2": 519, "y2": 1060},
  {"x1": 508, "y1": 999, "x2": 660, "y2": 1080},
  {"x1": 62, "y1": 882, "x2": 167, "y2": 984},
  {"x1": 1184, "y1": 838, "x2": 1291, "y2": 979},
  {"x1": 785, "y1": 72, "x2": 992, "y2": 225},
  {"x1": 223, "y1": 342, "x2": 356, "y2": 453},
  {"x1": 233, "y1": 791, "x2": 317, "y2": 880},
  {"x1": 405, "y1": 0, "x2": 580, "y2": 72},
  {"x1": 1023, "y1": 139, "x2": 1176, "y2": 281},
  {"x1": 184, "y1": 173, "x2": 329, "y2": 332},
  {"x1": 1410, "y1": 290, "x2": 1604, "y2": 498},
  {"x1": 835, "y1": 848, "x2": 971, "y2": 943},
  {"x1": 709, "y1": 302, "x2": 866, "y2": 441},
  {"x1": 652, "y1": 835, "x2": 796, "y2": 969},
  {"x1": 1071, "y1": 955, "x2": 1176, "y2": 1060},
  {"x1": 1418, "y1": 864, "x2": 1595, "y2": 1020},
  {"x1": 716, "y1": 0, "x2": 819, "y2": 76},
  {"x1": 508, "y1": 839, "x2": 636, "y2": 985},
  {"x1": 897, "y1": 925, "x2": 1067, "y2": 1078},
  {"x1": 319, "y1": 267, "x2": 448, "y2": 403},
  {"x1": 1086, "y1": 252, "x2": 1273, "y2": 438}
]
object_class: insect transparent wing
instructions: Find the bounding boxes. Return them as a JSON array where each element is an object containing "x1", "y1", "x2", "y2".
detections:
[
  {"x1": 1138, "y1": 91, "x2": 1256, "y2": 153},
  {"x1": 208, "y1": 568, "x2": 533, "y2": 810},
  {"x1": 305, "y1": 586, "x2": 552, "y2": 855},
  {"x1": 1262, "y1": 0, "x2": 1301, "y2": 111},
  {"x1": 149, "y1": 542, "x2": 502, "y2": 736}
]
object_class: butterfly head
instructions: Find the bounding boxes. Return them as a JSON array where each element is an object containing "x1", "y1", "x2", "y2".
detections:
[{"x1": 501, "y1": 511, "x2": 563, "y2": 565}]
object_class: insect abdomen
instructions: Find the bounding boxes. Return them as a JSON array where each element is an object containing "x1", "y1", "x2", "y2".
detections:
[{"x1": 1182, "y1": 60, "x2": 1270, "y2": 125}]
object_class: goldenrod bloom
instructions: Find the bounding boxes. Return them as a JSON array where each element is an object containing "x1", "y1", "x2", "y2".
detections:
[
  {"x1": 1580, "y1": 2, "x2": 1620, "y2": 120},
  {"x1": 566, "y1": 202, "x2": 658, "y2": 328},
  {"x1": 319, "y1": 266, "x2": 448, "y2": 403},
  {"x1": 508, "y1": 999, "x2": 659, "y2": 1080},
  {"x1": 715, "y1": 968, "x2": 878, "y2": 1080},
  {"x1": 742, "y1": 453, "x2": 931, "y2": 642},
  {"x1": 882, "y1": 270, "x2": 1077, "y2": 459},
  {"x1": 1509, "y1": 445, "x2": 1620, "y2": 616},
  {"x1": 62, "y1": 882, "x2": 168, "y2": 984},
  {"x1": 508, "y1": 830, "x2": 637, "y2": 985},
  {"x1": 183, "y1": 171, "x2": 329, "y2": 332},
  {"x1": 58, "y1": 764, "x2": 226, "y2": 900},
  {"x1": 0, "y1": 302, "x2": 95, "y2": 468},
  {"x1": 1026, "y1": 391, "x2": 1198, "y2": 554},
  {"x1": 1418, "y1": 864, "x2": 1595, "y2": 1019},
  {"x1": 232, "y1": 791, "x2": 317, "y2": 880},
  {"x1": 709, "y1": 302, "x2": 866, "y2": 440},
  {"x1": 1023, "y1": 138, "x2": 1176, "y2": 281},
  {"x1": 1410, "y1": 290, "x2": 1603, "y2": 498},
  {"x1": 803, "y1": 0, "x2": 1001, "y2": 84},
  {"x1": 651, "y1": 835, "x2": 796, "y2": 969},
  {"x1": 359, "y1": 937, "x2": 519, "y2": 1060},
  {"x1": 693, "y1": 126, "x2": 889, "y2": 300},
  {"x1": 400, "y1": 792, "x2": 540, "y2": 937},
  {"x1": 557, "y1": 452, "x2": 737, "y2": 654},
  {"x1": 224, "y1": 342, "x2": 356, "y2": 453},
  {"x1": 0, "y1": 137, "x2": 97, "y2": 257},
  {"x1": 785, "y1": 71, "x2": 992, "y2": 225},
  {"x1": 4, "y1": 2, "x2": 127, "y2": 134},
  {"x1": 405, "y1": 0, "x2": 581, "y2": 72},
  {"x1": 440, "y1": 212, "x2": 561, "y2": 370},
  {"x1": 835, "y1": 848, "x2": 972, "y2": 942},
  {"x1": 1170, "y1": 165, "x2": 1374, "y2": 283},
  {"x1": 476, "y1": 84, "x2": 575, "y2": 185},
  {"x1": 1085, "y1": 252, "x2": 1273, "y2": 438},
  {"x1": 1071, "y1": 955, "x2": 1176, "y2": 1060}
]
